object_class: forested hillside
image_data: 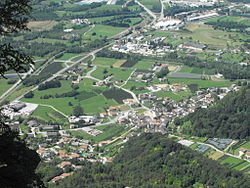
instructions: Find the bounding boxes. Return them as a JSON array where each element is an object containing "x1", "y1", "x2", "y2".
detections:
[
  {"x1": 51, "y1": 133, "x2": 249, "y2": 188},
  {"x1": 180, "y1": 86, "x2": 250, "y2": 139}
]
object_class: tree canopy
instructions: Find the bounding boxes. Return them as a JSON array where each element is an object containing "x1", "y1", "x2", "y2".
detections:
[
  {"x1": 180, "y1": 86, "x2": 250, "y2": 139},
  {"x1": 0, "y1": 1, "x2": 44, "y2": 187},
  {"x1": 52, "y1": 133, "x2": 250, "y2": 188},
  {"x1": 0, "y1": 0, "x2": 33, "y2": 77}
]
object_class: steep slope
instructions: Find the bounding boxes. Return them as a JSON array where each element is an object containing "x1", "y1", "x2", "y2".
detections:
[
  {"x1": 51, "y1": 133, "x2": 249, "y2": 188},
  {"x1": 180, "y1": 86, "x2": 250, "y2": 139}
]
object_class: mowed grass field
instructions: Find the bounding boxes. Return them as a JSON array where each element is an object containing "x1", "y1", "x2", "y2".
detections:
[
  {"x1": 71, "y1": 124, "x2": 128, "y2": 144},
  {"x1": 93, "y1": 57, "x2": 126, "y2": 67},
  {"x1": 32, "y1": 105, "x2": 69, "y2": 123},
  {"x1": 92, "y1": 67, "x2": 133, "y2": 81},
  {"x1": 84, "y1": 24, "x2": 126, "y2": 40},
  {"x1": 0, "y1": 79, "x2": 14, "y2": 97},
  {"x1": 56, "y1": 53, "x2": 79, "y2": 61},
  {"x1": 134, "y1": 60, "x2": 154, "y2": 70},
  {"x1": 154, "y1": 91, "x2": 184, "y2": 101},
  {"x1": 209, "y1": 151, "x2": 224, "y2": 160},
  {"x1": 138, "y1": 0, "x2": 161, "y2": 11},
  {"x1": 179, "y1": 66, "x2": 215, "y2": 75},
  {"x1": 180, "y1": 24, "x2": 239, "y2": 49},
  {"x1": 28, "y1": 21, "x2": 58, "y2": 31},
  {"x1": 22, "y1": 78, "x2": 118, "y2": 115},
  {"x1": 89, "y1": 16, "x2": 115, "y2": 23},
  {"x1": 220, "y1": 156, "x2": 248, "y2": 170},
  {"x1": 168, "y1": 78, "x2": 234, "y2": 88}
]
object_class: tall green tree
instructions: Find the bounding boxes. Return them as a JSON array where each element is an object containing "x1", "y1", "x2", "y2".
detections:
[
  {"x1": 0, "y1": 1, "x2": 44, "y2": 187},
  {"x1": 0, "y1": 0, "x2": 33, "y2": 77}
]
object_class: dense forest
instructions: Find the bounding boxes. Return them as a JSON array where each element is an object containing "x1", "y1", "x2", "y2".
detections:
[
  {"x1": 51, "y1": 133, "x2": 250, "y2": 188},
  {"x1": 179, "y1": 87, "x2": 250, "y2": 140}
]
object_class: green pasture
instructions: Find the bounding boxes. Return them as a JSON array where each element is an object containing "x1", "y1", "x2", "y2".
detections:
[
  {"x1": 22, "y1": 78, "x2": 118, "y2": 115},
  {"x1": 168, "y1": 78, "x2": 234, "y2": 88},
  {"x1": 92, "y1": 67, "x2": 133, "y2": 81},
  {"x1": 32, "y1": 105, "x2": 68, "y2": 123}
]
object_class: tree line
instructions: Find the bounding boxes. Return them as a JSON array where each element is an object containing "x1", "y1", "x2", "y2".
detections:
[
  {"x1": 51, "y1": 133, "x2": 250, "y2": 188},
  {"x1": 177, "y1": 86, "x2": 250, "y2": 140}
]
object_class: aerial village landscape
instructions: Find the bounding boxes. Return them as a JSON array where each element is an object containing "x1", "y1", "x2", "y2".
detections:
[{"x1": 1, "y1": 0, "x2": 250, "y2": 185}]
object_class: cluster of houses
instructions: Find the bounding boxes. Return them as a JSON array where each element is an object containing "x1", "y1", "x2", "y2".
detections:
[
  {"x1": 239, "y1": 148, "x2": 250, "y2": 160},
  {"x1": 111, "y1": 35, "x2": 174, "y2": 56},
  {"x1": 69, "y1": 115, "x2": 98, "y2": 125},
  {"x1": 169, "y1": 0, "x2": 219, "y2": 7},
  {"x1": 121, "y1": 84, "x2": 240, "y2": 134}
]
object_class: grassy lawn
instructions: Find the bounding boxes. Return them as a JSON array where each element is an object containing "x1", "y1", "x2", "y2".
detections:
[
  {"x1": 56, "y1": 53, "x2": 79, "y2": 61},
  {"x1": 84, "y1": 24, "x2": 126, "y2": 40},
  {"x1": 89, "y1": 16, "x2": 115, "y2": 23},
  {"x1": 233, "y1": 162, "x2": 250, "y2": 171},
  {"x1": 129, "y1": 17, "x2": 142, "y2": 25},
  {"x1": 7, "y1": 86, "x2": 33, "y2": 101},
  {"x1": 134, "y1": 60, "x2": 154, "y2": 70},
  {"x1": 168, "y1": 78, "x2": 234, "y2": 88},
  {"x1": 189, "y1": 143, "x2": 199, "y2": 150},
  {"x1": 93, "y1": 57, "x2": 125, "y2": 67},
  {"x1": 31, "y1": 105, "x2": 68, "y2": 124},
  {"x1": 92, "y1": 67, "x2": 133, "y2": 81},
  {"x1": 138, "y1": 0, "x2": 161, "y2": 12},
  {"x1": 20, "y1": 124, "x2": 29, "y2": 134},
  {"x1": 28, "y1": 20, "x2": 58, "y2": 31},
  {"x1": 154, "y1": 91, "x2": 183, "y2": 101},
  {"x1": 71, "y1": 55, "x2": 84, "y2": 62},
  {"x1": 94, "y1": 124, "x2": 127, "y2": 143},
  {"x1": 220, "y1": 156, "x2": 245, "y2": 169},
  {"x1": 180, "y1": 23, "x2": 241, "y2": 49},
  {"x1": 70, "y1": 124, "x2": 127, "y2": 144},
  {"x1": 209, "y1": 151, "x2": 224, "y2": 160},
  {"x1": 179, "y1": 66, "x2": 215, "y2": 75},
  {"x1": 147, "y1": 31, "x2": 174, "y2": 38},
  {"x1": 0, "y1": 79, "x2": 15, "y2": 97},
  {"x1": 123, "y1": 81, "x2": 150, "y2": 94},
  {"x1": 22, "y1": 78, "x2": 118, "y2": 115}
]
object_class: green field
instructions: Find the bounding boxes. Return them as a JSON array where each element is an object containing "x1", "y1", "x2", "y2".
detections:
[
  {"x1": 168, "y1": 78, "x2": 234, "y2": 88},
  {"x1": 179, "y1": 66, "x2": 215, "y2": 75},
  {"x1": 154, "y1": 91, "x2": 183, "y2": 101},
  {"x1": 84, "y1": 24, "x2": 126, "y2": 40},
  {"x1": 71, "y1": 124, "x2": 127, "y2": 144},
  {"x1": 71, "y1": 55, "x2": 84, "y2": 62},
  {"x1": 233, "y1": 142, "x2": 250, "y2": 155},
  {"x1": 0, "y1": 79, "x2": 15, "y2": 97},
  {"x1": 233, "y1": 162, "x2": 250, "y2": 171},
  {"x1": 22, "y1": 78, "x2": 118, "y2": 115},
  {"x1": 220, "y1": 156, "x2": 246, "y2": 169},
  {"x1": 123, "y1": 81, "x2": 150, "y2": 94},
  {"x1": 93, "y1": 57, "x2": 124, "y2": 67},
  {"x1": 189, "y1": 143, "x2": 199, "y2": 150},
  {"x1": 180, "y1": 23, "x2": 241, "y2": 49},
  {"x1": 88, "y1": 16, "x2": 115, "y2": 23},
  {"x1": 134, "y1": 60, "x2": 154, "y2": 70},
  {"x1": 92, "y1": 67, "x2": 133, "y2": 81},
  {"x1": 32, "y1": 105, "x2": 69, "y2": 123},
  {"x1": 6, "y1": 86, "x2": 34, "y2": 101},
  {"x1": 56, "y1": 53, "x2": 79, "y2": 61},
  {"x1": 138, "y1": 0, "x2": 161, "y2": 12}
]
